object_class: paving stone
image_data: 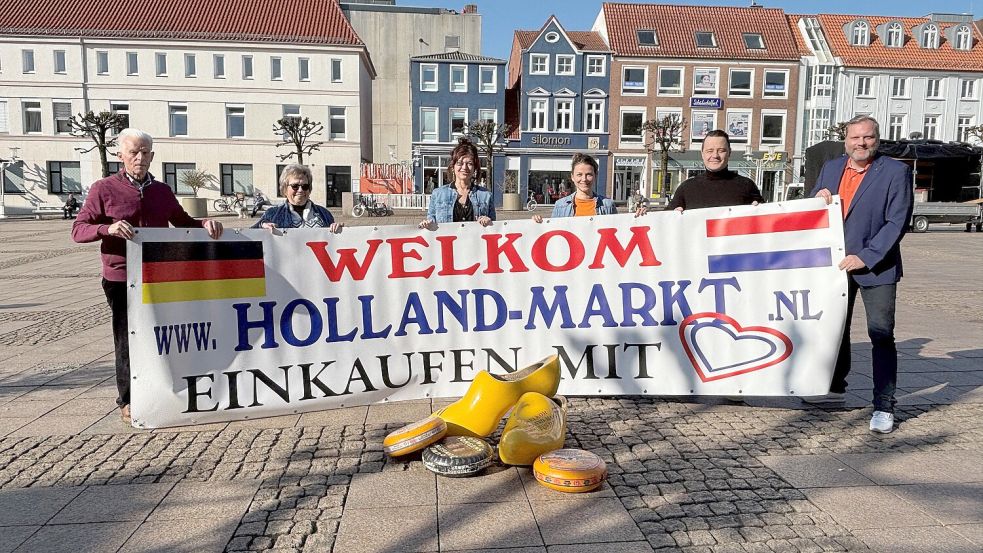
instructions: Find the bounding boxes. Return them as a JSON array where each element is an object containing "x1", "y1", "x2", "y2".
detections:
[
  {"x1": 853, "y1": 525, "x2": 980, "y2": 553},
  {"x1": 345, "y1": 468, "x2": 435, "y2": 509},
  {"x1": 758, "y1": 455, "x2": 874, "y2": 488},
  {"x1": 437, "y1": 465, "x2": 527, "y2": 504},
  {"x1": 119, "y1": 517, "x2": 240, "y2": 553},
  {"x1": 801, "y1": 486, "x2": 936, "y2": 530},
  {"x1": 335, "y1": 505, "x2": 438, "y2": 553},
  {"x1": 440, "y1": 501, "x2": 541, "y2": 550},
  {"x1": 531, "y1": 498, "x2": 644, "y2": 545},
  {"x1": 0, "y1": 525, "x2": 36, "y2": 553},
  {"x1": 950, "y1": 523, "x2": 983, "y2": 547},
  {"x1": 148, "y1": 479, "x2": 261, "y2": 521},
  {"x1": 15, "y1": 521, "x2": 140, "y2": 553},
  {"x1": 888, "y1": 482, "x2": 983, "y2": 524},
  {"x1": 51, "y1": 482, "x2": 173, "y2": 523},
  {"x1": 0, "y1": 486, "x2": 83, "y2": 525}
]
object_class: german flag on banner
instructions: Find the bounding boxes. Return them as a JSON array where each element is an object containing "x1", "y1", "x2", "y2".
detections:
[{"x1": 142, "y1": 241, "x2": 265, "y2": 304}]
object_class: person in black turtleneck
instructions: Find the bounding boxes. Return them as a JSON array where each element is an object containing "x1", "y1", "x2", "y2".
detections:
[{"x1": 667, "y1": 130, "x2": 763, "y2": 211}]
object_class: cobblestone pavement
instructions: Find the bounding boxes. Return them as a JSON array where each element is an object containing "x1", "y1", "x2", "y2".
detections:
[{"x1": 0, "y1": 216, "x2": 980, "y2": 553}]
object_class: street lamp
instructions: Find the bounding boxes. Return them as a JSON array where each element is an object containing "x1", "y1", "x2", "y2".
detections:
[{"x1": 0, "y1": 147, "x2": 22, "y2": 220}]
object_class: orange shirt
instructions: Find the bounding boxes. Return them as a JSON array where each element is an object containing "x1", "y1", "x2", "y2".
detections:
[
  {"x1": 574, "y1": 196, "x2": 597, "y2": 217},
  {"x1": 838, "y1": 162, "x2": 868, "y2": 217}
]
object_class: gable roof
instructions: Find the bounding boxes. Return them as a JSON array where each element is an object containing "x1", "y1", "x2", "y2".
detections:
[
  {"x1": 0, "y1": 0, "x2": 364, "y2": 46},
  {"x1": 513, "y1": 30, "x2": 611, "y2": 53},
  {"x1": 411, "y1": 51, "x2": 506, "y2": 64},
  {"x1": 813, "y1": 14, "x2": 983, "y2": 71},
  {"x1": 601, "y1": 2, "x2": 799, "y2": 61}
]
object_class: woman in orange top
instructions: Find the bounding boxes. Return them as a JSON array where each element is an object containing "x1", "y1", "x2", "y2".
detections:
[{"x1": 533, "y1": 153, "x2": 617, "y2": 222}]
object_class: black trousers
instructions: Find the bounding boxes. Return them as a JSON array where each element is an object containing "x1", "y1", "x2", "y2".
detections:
[{"x1": 102, "y1": 279, "x2": 130, "y2": 407}]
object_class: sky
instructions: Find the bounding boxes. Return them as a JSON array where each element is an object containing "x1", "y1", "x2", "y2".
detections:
[{"x1": 408, "y1": 0, "x2": 983, "y2": 59}]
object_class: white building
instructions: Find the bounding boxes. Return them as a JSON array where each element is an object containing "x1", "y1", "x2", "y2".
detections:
[{"x1": 0, "y1": 0, "x2": 375, "y2": 215}]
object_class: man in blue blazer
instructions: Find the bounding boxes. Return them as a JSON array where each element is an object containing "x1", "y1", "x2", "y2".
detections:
[{"x1": 807, "y1": 115, "x2": 914, "y2": 434}]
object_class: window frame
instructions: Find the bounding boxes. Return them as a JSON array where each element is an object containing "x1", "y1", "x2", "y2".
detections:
[
  {"x1": 554, "y1": 99, "x2": 573, "y2": 131},
  {"x1": 853, "y1": 21, "x2": 870, "y2": 46},
  {"x1": 96, "y1": 51, "x2": 109, "y2": 75},
  {"x1": 226, "y1": 104, "x2": 245, "y2": 138},
  {"x1": 479, "y1": 65, "x2": 497, "y2": 94},
  {"x1": 586, "y1": 55, "x2": 606, "y2": 76},
  {"x1": 331, "y1": 59, "x2": 342, "y2": 83},
  {"x1": 529, "y1": 54, "x2": 549, "y2": 75},
  {"x1": 220, "y1": 163, "x2": 254, "y2": 195},
  {"x1": 886, "y1": 23, "x2": 903, "y2": 47},
  {"x1": 529, "y1": 98, "x2": 548, "y2": 131},
  {"x1": 242, "y1": 55, "x2": 254, "y2": 80},
  {"x1": 22, "y1": 49, "x2": 35, "y2": 74},
  {"x1": 891, "y1": 76, "x2": 909, "y2": 99},
  {"x1": 155, "y1": 52, "x2": 167, "y2": 77},
  {"x1": 555, "y1": 54, "x2": 575, "y2": 76},
  {"x1": 54, "y1": 50, "x2": 67, "y2": 75},
  {"x1": 168, "y1": 103, "x2": 188, "y2": 137},
  {"x1": 449, "y1": 65, "x2": 467, "y2": 93},
  {"x1": 743, "y1": 33, "x2": 765, "y2": 49},
  {"x1": 52, "y1": 100, "x2": 72, "y2": 135},
  {"x1": 214, "y1": 54, "x2": 225, "y2": 78},
  {"x1": 270, "y1": 56, "x2": 282, "y2": 81},
  {"x1": 961, "y1": 79, "x2": 977, "y2": 100},
  {"x1": 923, "y1": 114, "x2": 939, "y2": 140},
  {"x1": 329, "y1": 106, "x2": 346, "y2": 140},
  {"x1": 728, "y1": 68, "x2": 753, "y2": 98},
  {"x1": 760, "y1": 110, "x2": 787, "y2": 146},
  {"x1": 299, "y1": 57, "x2": 310, "y2": 82},
  {"x1": 125, "y1": 51, "x2": 138, "y2": 76},
  {"x1": 47, "y1": 161, "x2": 82, "y2": 194},
  {"x1": 888, "y1": 114, "x2": 905, "y2": 141},
  {"x1": 449, "y1": 107, "x2": 468, "y2": 138},
  {"x1": 619, "y1": 108, "x2": 646, "y2": 145},
  {"x1": 110, "y1": 102, "x2": 129, "y2": 133},
  {"x1": 856, "y1": 76, "x2": 873, "y2": 97},
  {"x1": 420, "y1": 64, "x2": 438, "y2": 91},
  {"x1": 693, "y1": 67, "x2": 719, "y2": 97},
  {"x1": 957, "y1": 115, "x2": 974, "y2": 142},
  {"x1": 657, "y1": 66, "x2": 683, "y2": 96},
  {"x1": 478, "y1": 109, "x2": 497, "y2": 124},
  {"x1": 763, "y1": 69, "x2": 789, "y2": 98},
  {"x1": 637, "y1": 30, "x2": 658, "y2": 47},
  {"x1": 584, "y1": 99, "x2": 604, "y2": 133},
  {"x1": 420, "y1": 107, "x2": 438, "y2": 142},
  {"x1": 694, "y1": 31, "x2": 717, "y2": 48},
  {"x1": 922, "y1": 24, "x2": 939, "y2": 49},
  {"x1": 622, "y1": 65, "x2": 647, "y2": 95},
  {"x1": 184, "y1": 53, "x2": 196, "y2": 78},
  {"x1": 956, "y1": 26, "x2": 972, "y2": 50},
  {"x1": 926, "y1": 78, "x2": 943, "y2": 99},
  {"x1": 22, "y1": 100, "x2": 41, "y2": 134}
]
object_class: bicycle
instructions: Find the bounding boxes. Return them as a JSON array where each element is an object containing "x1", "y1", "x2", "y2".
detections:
[
  {"x1": 352, "y1": 195, "x2": 393, "y2": 218},
  {"x1": 213, "y1": 192, "x2": 256, "y2": 214},
  {"x1": 525, "y1": 193, "x2": 538, "y2": 212}
]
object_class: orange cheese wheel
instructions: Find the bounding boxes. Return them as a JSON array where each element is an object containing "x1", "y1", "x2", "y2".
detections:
[
  {"x1": 533, "y1": 449, "x2": 607, "y2": 493},
  {"x1": 383, "y1": 416, "x2": 448, "y2": 457}
]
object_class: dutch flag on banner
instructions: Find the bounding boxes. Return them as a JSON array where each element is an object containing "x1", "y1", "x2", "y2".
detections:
[{"x1": 704, "y1": 209, "x2": 833, "y2": 273}]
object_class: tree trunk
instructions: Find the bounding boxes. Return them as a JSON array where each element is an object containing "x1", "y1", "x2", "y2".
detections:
[{"x1": 660, "y1": 149, "x2": 670, "y2": 196}]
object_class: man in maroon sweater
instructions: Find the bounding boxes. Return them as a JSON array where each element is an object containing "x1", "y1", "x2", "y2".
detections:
[{"x1": 72, "y1": 129, "x2": 223, "y2": 423}]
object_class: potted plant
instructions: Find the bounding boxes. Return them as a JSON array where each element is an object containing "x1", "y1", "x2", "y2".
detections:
[
  {"x1": 179, "y1": 169, "x2": 216, "y2": 218},
  {"x1": 502, "y1": 170, "x2": 521, "y2": 211}
]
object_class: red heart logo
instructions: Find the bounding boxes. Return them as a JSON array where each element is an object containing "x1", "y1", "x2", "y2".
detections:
[{"x1": 679, "y1": 312, "x2": 793, "y2": 383}]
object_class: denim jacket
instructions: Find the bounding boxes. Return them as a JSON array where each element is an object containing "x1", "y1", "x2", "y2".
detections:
[
  {"x1": 426, "y1": 184, "x2": 496, "y2": 223},
  {"x1": 550, "y1": 193, "x2": 617, "y2": 218}
]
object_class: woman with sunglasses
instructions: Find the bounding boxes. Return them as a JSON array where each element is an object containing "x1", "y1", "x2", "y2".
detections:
[
  {"x1": 253, "y1": 163, "x2": 343, "y2": 232},
  {"x1": 419, "y1": 139, "x2": 495, "y2": 229}
]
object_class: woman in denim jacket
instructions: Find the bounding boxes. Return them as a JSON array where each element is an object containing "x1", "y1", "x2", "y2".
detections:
[
  {"x1": 533, "y1": 153, "x2": 617, "y2": 222},
  {"x1": 419, "y1": 140, "x2": 495, "y2": 229}
]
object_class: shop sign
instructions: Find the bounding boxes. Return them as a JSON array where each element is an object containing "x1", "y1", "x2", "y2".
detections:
[
  {"x1": 531, "y1": 135, "x2": 572, "y2": 146},
  {"x1": 615, "y1": 157, "x2": 645, "y2": 168},
  {"x1": 690, "y1": 97, "x2": 722, "y2": 109}
]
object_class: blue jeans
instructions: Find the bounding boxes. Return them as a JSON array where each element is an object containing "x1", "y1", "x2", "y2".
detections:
[{"x1": 830, "y1": 278, "x2": 898, "y2": 412}]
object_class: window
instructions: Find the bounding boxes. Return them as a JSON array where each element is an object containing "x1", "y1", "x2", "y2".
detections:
[
  {"x1": 811, "y1": 65, "x2": 833, "y2": 98},
  {"x1": 658, "y1": 67, "x2": 682, "y2": 95},
  {"x1": 637, "y1": 30, "x2": 658, "y2": 46},
  {"x1": 725, "y1": 110, "x2": 751, "y2": 142},
  {"x1": 922, "y1": 24, "x2": 939, "y2": 49},
  {"x1": 242, "y1": 55, "x2": 253, "y2": 79},
  {"x1": 961, "y1": 79, "x2": 977, "y2": 99},
  {"x1": 743, "y1": 34, "x2": 765, "y2": 50},
  {"x1": 888, "y1": 115, "x2": 905, "y2": 140},
  {"x1": 155, "y1": 52, "x2": 167, "y2": 76},
  {"x1": 891, "y1": 77, "x2": 908, "y2": 98},
  {"x1": 331, "y1": 59, "x2": 342, "y2": 82},
  {"x1": 586, "y1": 56, "x2": 605, "y2": 76},
  {"x1": 163, "y1": 163, "x2": 197, "y2": 195},
  {"x1": 3, "y1": 161, "x2": 23, "y2": 194},
  {"x1": 449, "y1": 108, "x2": 468, "y2": 137},
  {"x1": 422, "y1": 155, "x2": 452, "y2": 191},
  {"x1": 620, "y1": 110, "x2": 644, "y2": 144},
  {"x1": 622, "y1": 66, "x2": 646, "y2": 94},
  {"x1": 585, "y1": 100, "x2": 604, "y2": 132},
  {"x1": 184, "y1": 53, "x2": 196, "y2": 78},
  {"x1": 53, "y1": 101, "x2": 72, "y2": 134},
  {"x1": 958, "y1": 116, "x2": 974, "y2": 142},
  {"x1": 54, "y1": 50, "x2": 67, "y2": 74},
  {"x1": 529, "y1": 99, "x2": 547, "y2": 130},
  {"x1": 107, "y1": 162, "x2": 122, "y2": 175},
  {"x1": 450, "y1": 65, "x2": 467, "y2": 92},
  {"x1": 554, "y1": 100, "x2": 572, "y2": 131},
  {"x1": 530, "y1": 54, "x2": 548, "y2": 75},
  {"x1": 299, "y1": 58, "x2": 310, "y2": 81},
  {"x1": 47, "y1": 162, "x2": 82, "y2": 194},
  {"x1": 886, "y1": 23, "x2": 903, "y2": 47},
  {"x1": 806, "y1": 108, "x2": 833, "y2": 146},
  {"x1": 761, "y1": 112, "x2": 786, "y2": 145},
  {"x1": 23, "y1": 101, "x2": 41, "y2": 133},
  {"x1": 125, "y1": 52, "x2": 137, "y2": 75},
  {"x1": 478, "y1": 109, "x2": 496, "y2": 124},
  {"x1": 421, "y1": 108, "x2": 437, "y2": 142},
  {"x1": 691, "y1": 110, "x2": 716, "y2": 140},
  {"x1": 220, "y1": 164, "x2": 254, "y2": 195},
  {"x1": 853, "y1": 21, "x2": 869, "y2": 46},
  {"x1": 856, "y1": 76, "x2": 873, "y2": 97},
  {"x1": 214, "y1": 54, "x2": 225, "y2": 78},
  {"x1": 555, "y1": 55, "x2": 574, "y2": 76},
  {"x1": 168, "y1": 104, "x2": 188, "y2": 137},
  {"x1": 479, "y1": 66, "x2": 496, "y2": 93},
  {"x1": 444, "y1": 35, "x2": 460, "y2": 49},
  {"x1": 695, "y1": 32, "x2": 717, "y2": 48},
  {"x1": 544, "y1": 32, "x2": 560, "y2": 43},
  {"x1": 282, "y1": 104, "x2": 300, "y2": 123},
  {"x1": 22, "y1": 50, "x2": 35, "y2": 73},
  {"x1": 923, "y1": 115, "x2": 939, "y2": 140},
  {"x1": 729, "y1": 69, "x2": 752, "y2": 97},
  {"x1": 0, "y1": 100, "x2": 8, "y2": 133},
  {"x1": 693, "y1": 68, "x2": 718, "y2": 95},
  {"x1": 110, "y1": 102, "x2": 129, "y2": 132},
  {"x1": 226, "y1": 105, "x2": 245, "y2": 138},
  {"x1": 421, "y1": 64, "x2": 438, "y2": 91},
  {"x1": 956, "y1": 26, "x2": 972, "y2": 50},
  {"x1": 763, "y1": 70, "x2": 788, "y2": 97},
  {"x1": 329, "y1": 107, "x2": 346, "y2": 139},
  {"x1": 270, "y1": 56, "x2": 282, "y2": 80},
  {"x1": 96, "y1": 51, "x2": 109, "y2": 75},
  {"x1": 926, "y1": 78, "x2": 942, "y2": 99}
]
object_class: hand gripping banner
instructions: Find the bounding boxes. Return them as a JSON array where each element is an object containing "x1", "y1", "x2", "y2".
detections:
[{"x1": 127, "y1": 198, "x2": 847, "y2": 428}]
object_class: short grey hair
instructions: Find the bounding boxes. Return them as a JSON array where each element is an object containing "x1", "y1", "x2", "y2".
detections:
[
  {"x1": 845, "y1": 115, "x2": 880, "y2": 142},
  {"x1": 278, "y1": 163, "x2": 313, "y2": 194},
  {"x1": 117, "y1": 128, "x2": 154, "y2": 149}
]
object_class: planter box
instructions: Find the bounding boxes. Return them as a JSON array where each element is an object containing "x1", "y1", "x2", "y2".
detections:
[
  {"x1": 180, "y1": 197, "x2": 208, "y2": 218},
  {"x1": 502, "y1": 193, "x2": 521, "y2": 211}
]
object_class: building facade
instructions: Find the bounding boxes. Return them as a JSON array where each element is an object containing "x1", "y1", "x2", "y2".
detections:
[
  {"x1": 506, "y1": 17, "x2": 612, "y2": 206},
  {"x1": 0, "y1": 0, "x2": 374, "y2": 215},
  {"x1": 409, "y1": 51, "x2": 507, "y2": 194},
  {"x1": 594, "y1": 3, "x2": 801, "y2": 203}
]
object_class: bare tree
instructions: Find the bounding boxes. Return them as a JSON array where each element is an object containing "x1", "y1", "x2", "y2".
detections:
[
  {"x1": 70, "y1": 111, "x2": 127, "y2": 178},
  {"x1": 273, "y1": 117, "x2": 324, "y2": 165},
  {"x1": 642, "y1": 113, "x2": 686, "y2": 197},
  {"x1": 826, "y1": 121, "x2": 848, "y2": 141},
  {"x1": 964, "y1": 124, "x2": 983, "y2": 144},
  {"x1": 180, "y1": 169, "x2": 217, "y2": 198},
  {"x1": 465, "y1": 120, "x2": 514, "y2": 191}
]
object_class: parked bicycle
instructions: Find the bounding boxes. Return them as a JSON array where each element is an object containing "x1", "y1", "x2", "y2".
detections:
[
  {"x1": 213, "y1": 192, "x2": 256, "y2": 214},
  {"x1": 525, "y1": 192, "x2": 538, "y2": 212},
  {"x1": 628, "y1": 191, "x2": 650, "y2": 212},
  {"x1": 352, "y1": 195, "x2": 393, "y2": 217}
]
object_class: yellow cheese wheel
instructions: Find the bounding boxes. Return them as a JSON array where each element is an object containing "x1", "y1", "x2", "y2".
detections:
[
  {"x1": 383, "y1": 415, "x2": 447, "y2": 457},
  {"x1": 533, "y1": 449, "x2": 607, "y2": 493}
]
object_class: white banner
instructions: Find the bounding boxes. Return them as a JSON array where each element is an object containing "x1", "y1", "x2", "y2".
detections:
[{"x1": 128, "y1": 198, "x2": 846, "y2": 428}]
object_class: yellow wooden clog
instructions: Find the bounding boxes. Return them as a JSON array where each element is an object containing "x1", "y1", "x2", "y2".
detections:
[
  {"x1": 498, "y1": 393, "x2": 567, "y2": 466},
  {"x1": 438, "y1": 354, "x2": 560, "y2": 438}
]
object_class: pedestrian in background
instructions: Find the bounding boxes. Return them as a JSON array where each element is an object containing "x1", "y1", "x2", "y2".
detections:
[{"x1": 62, "y1": 193, "x2": 79, "y2": 219}]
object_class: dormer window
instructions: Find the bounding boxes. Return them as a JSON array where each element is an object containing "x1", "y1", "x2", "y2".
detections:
[
  {"x1": 852, "y1": 21, "x2": 869, "y2": 46},
  {"x1": 922, "y1": 24, "x2": 939, "y2": 48},
  {"x1": 886, "y1": 23, "x2": 903, "y2": 47},
  {"x1": 695, "y1": 32, "x2": 717, "y2": 48},
  {"x1": 743, "y1": 33, "x2": 765, "y2": 49},
  {"x1": 955, "y1": 25, "x2": 972, "y2": 50},
  {"x1": 637, "y1": 30, "x2": 658, "y2": 46}
]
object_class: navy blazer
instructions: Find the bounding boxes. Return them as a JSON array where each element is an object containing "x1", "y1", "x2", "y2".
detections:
[{"x1": 812, "y1": 153, "x2": 913, "y2": 287}]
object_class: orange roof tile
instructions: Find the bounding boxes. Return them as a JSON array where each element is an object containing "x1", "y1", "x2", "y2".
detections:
[
  {"x1": 601, "y1": 2, "x2": 799, "y2": 60},
  {"x1": 0, "y1": 0, "x2": 363, "y2": 46},
  {"x1": 787, "y1": 15, "x2": 814, "y2": 57},
  {"x1": 815, "y1": 14, "x2": 983, "y2": 71}
]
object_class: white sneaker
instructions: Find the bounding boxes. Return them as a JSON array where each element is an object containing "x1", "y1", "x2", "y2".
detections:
[
  {"x1": 869, "y1": 411, "x2": 894, "y2": 434},
  {"x1": 801, "y1": 392, "x2": 846, "y2": 405}
]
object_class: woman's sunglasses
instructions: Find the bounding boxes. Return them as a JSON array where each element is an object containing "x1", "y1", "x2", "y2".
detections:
[{"x1": 288, "y1": 184, "x2": 312, "y2": 191}]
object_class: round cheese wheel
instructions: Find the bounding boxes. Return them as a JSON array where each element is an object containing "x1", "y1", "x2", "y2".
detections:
[
  {"x1": 422, "y1": 436, "x2": 494, "y2": 477},
  {"x1": 383, "y1": 416, "x2": 448, "y2": 457},
  {"x1": 533, "y1": 448, "x2": 607, "y2": 493}
]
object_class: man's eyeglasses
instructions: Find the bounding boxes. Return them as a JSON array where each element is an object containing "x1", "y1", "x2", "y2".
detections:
[{"x1": 288, "y1": 183, "x2": 312, "y2": 191}]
